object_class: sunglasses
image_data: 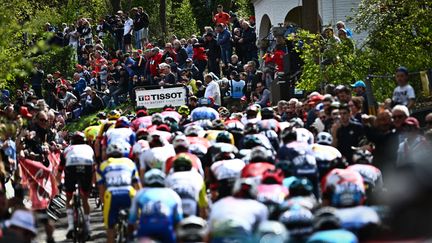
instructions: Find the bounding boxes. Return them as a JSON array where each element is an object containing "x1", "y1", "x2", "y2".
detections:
[{"x1": 393, "y1": 115, "x2": 406, "y2": 120}]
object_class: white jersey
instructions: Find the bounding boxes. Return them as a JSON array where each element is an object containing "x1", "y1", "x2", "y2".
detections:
[
  {"x1": 335, "y1": 206, "x2": 380, "y2": 230},
  {"x1": 165, "y1": 170, "x2": 206, "y2": 216},
  {"x1": 209, "y1": 196, "x2": 268, "y2": 233},
  {"x1": 210, "y1": 159, "x2": 245, "y2": 181},
  {"x1": 139, "y1": 145, "x2": 176, "y2": 170},
  {"x1": 132, "y1": 140, "x2": 149, "y2": 157},
  {"x1": 63, "y1": 144, "x2": 94, "y2": 167},
  {"x1": 106, "y1": 127, "x2": 135, "y2": 146},
  {"x1": 392, "y1": 84, "x2": 415, "y2": 106}
]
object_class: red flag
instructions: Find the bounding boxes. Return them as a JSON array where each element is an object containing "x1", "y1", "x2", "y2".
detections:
[{"x1": 19, "y1": 156, "x2": 58, "y2": 210}]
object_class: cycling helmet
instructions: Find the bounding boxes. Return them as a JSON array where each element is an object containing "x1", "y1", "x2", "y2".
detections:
[
  {"x1": 218, "y1": 107, "x2": 230, "y2": 119},
  {"x1": 281, "y1": 127, "x2": 297, "y2": 144},
  {"x1": 184, "y1": 125, "x2": 204, "y2": 137},
  {"x1": 244, "y1": 123, "x2": 259, "y2": 135},
  {"x1": 211, "y1": 119, "x2": 225, "y2": 130},
  {"x1": 290, "y1": 117, "x2": 304, "y2": 128},
  {"x1": 106, "y1": 141, "x2": 131, "y2": 157},
  {"x1": 243, "y1": 135, "x2": 263, "y2": 149},
  {"x1": 115, "y1": 116, "x2": 131, "y2": 128},
  {"x1": 262, "y1": 169, "x2": 284, "y2": 185},
  {"x1": 143, "y1": 168, "x2": 166, "y2": 187},
  {"x1": 225, "y1": 120, "x2": 245, "y2": 133},
  {"x1": 352, "y1": 147, "x2": 373, "y2": 164},
  {"x1": 250, "y1": 146, "x2": 272, "y2": 163},
  {"x1": 178, "y1": 105, "x2": 190, "y2": 116},
  {"x1": 212, "y1": 150, "x2": 236, "y2": 162},
  {"x1": 316, "y1": 132, "x2": 333, "y2": 146},
  {"x1": 172, "y1": 135, "x2": 190, "y2": 149},
  {"x1": 296, "y1": 128, "x2": 314, "y2": 145},
  {"x1": 177, "y1": 216, "x2": 207, "y2": 242},
  {"x1": 107, "y1": 110, "x2": 121, "y2": 120},
  {"x1": 246, "y1": 105, "x2": 259, "y2": 118},
  {"x1": 232, "y1": 177, "x2": 259, "y2": 199},
  {"x1": 151, "y1": 113, "x2": 163, "y2": 125},
  {"x1": 288, "y1": 177, "x2": 314, "y2": 197},
  {"x1": 96, "y1": 111, "x2": 107, "y2": 119},
  {"x1": 261, "y1": 107, "x2": 275, "y2": 120},
  {"x1": 256, "y1": 221, "x2": 289, "y2": 243},
  {"x1": 163, "y1": 104, "x2": 175, "y2": 111},
  {"x1": 173, "y1": 154, "x2": 193, "y2": 172},
  {"x1": 279, "y1": 206, "x2": 314, "y2": 238},
  {"x1": 147, "y1": 133, "x2": 166, "y2": 148},
  {"x1": 70, "y1": 131, "x2": 86, "y2": 145},
  {"x1": 136, "y1": 128, "x2": 149, "y2": 141},
  {"x1": 313, "y1": 207, "x2": 341, "y2": 231},
  {"x1": 215, "y1": 131, "x2": 234, "y2": 145}
]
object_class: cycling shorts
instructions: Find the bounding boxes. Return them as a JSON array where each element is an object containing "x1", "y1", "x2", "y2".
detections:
[
  {"x1": 103, "y1": 188, "x2": 135, "y2": 228},
  {"x1": 64, "y1": 165, "x2": 93, "y2": 195},
  {"x1": 137, "y1": 223, "x2": 176, "y2": 243}
]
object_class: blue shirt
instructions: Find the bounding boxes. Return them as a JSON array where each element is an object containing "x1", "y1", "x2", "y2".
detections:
[
  {"x1": 128, "y1": 188, "x2": 183, "y2": 236},
  {"x1": 307, "y1": 229, "x2": 358, "y2": 243},
  {"x1": 230, "y1": 79, "x2": 245, "y2": 99}
]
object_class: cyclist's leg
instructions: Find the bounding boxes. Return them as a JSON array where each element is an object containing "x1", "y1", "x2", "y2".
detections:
[
  {"x1": 103, "y1": 190, "x2": 115, "y2": 243},
  {"x1": 79, "y1": 166, "x2": 93, "y2": 231},
  {"x1": 64, "y1": 166, "x2": 77, "y2": 233}
]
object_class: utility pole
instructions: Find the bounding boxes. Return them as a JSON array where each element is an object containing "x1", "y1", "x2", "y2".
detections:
[{"x1": 302, "y1": 0, "x2": 320, "y2": 33}]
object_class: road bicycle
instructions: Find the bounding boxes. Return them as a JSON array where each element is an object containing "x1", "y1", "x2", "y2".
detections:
[{"x1": 116, "y1": 209, "x2": 129, "y2": 243}]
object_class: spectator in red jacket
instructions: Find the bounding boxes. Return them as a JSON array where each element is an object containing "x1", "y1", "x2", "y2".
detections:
[
  {"x1": 149, "y1": 47, "x2": 163, "y2": 84},
  {"x1": 192, "y1": 39, "x2": 207, "y2": 81},
  {"x1": 213, "y1": 5, "x2": 230, "y2": 26},
  {"x1": 273, "y1": 48, "x2": 285, "y2": 72}
]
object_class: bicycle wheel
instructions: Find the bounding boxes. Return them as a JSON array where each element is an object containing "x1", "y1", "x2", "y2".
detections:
[
  {"x1": 77, "y1": 207, "x2": 87, "y2": 243},
  {"x1": 73, "y1": 207, "x2": 79, "y2": 243}
]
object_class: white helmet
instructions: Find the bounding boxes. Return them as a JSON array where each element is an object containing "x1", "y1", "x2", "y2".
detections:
[
  {"x1": 316, "y1": 132, "x2": 333, "y2": 145},
  {"x1": 172, "y1": 135, "x2": 190, "y2": 149},
  {"x1": 106, "y1": 140, "x2": 131, "y2": 157},
  {"x1": 296, "y1": 128, "x2": 314, "y2": 145},
  {"x1": 184, "y1": 125, "x2": 204, "y2": 137},
  {"x1": 232, "y1": 177, "x2": 258, "y2": 199},
  {"x1": 144, "y1": 168, "x2": 166, "y2": 187}
]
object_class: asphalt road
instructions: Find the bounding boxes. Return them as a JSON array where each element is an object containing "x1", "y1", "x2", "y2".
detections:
[{"x1": 35, "y1": 197, "x2": 107, "y2": 243}]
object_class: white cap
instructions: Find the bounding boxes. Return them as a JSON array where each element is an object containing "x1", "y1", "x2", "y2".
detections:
[
  {"x1": 84, "y1": 87, "x2": 92, "y2": 92},
  {"x1": 6, "y1": 210, "x2": 37, "y2": 235},
  {"x1": 159, "y1": 63, "x2": 170, "y2": 69}
]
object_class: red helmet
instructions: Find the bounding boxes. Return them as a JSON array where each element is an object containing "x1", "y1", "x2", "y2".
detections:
[{"x1": 262, "y1": 169, "x2": 285, "y2": 185}]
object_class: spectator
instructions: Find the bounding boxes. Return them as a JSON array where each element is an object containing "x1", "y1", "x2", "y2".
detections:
[
  {"x1": 213, "y1": 4, "x2": 230, "y2": 26},
  {"x1": 397, "y1": 117, "x2": 431, "y2": 166},
  {"x1": 183, "y1": 58, "x2": 200, "y2": 81},
  {"x1": 73, "y1": 73, "x2": 86, "y2": 95},
  {"x1": 336, "y1": 21, "x2": 353, "y2": 38},
  {"x1": 131, "y1": 7, "x2": 148, "y2": 50},
  {"x1": 332, "y1": 103, "x2": 365, "y2": 163},
  {"x1": 149, "y1": 47, "x2": 163, "y2": 84},
  {"x1": 173, "y1": 40, "x2": 188, "y2": 68},
  {"x1": 55, "y1": 86, "x2": 77, "y2": 111},
  {"x1": 224, "y1": 54, "x2": 243, "y2": 77},
  {"x1": 162, "y1": 43, "x2": 177, "y2": 62},
  {"x1": 349, "y1": 96, "x2": 364, "y2": 123},
  {"x1": 113, "y1": 14, "x2": 124, "y2": 51},
  {"x1": 239, "y1": 21, "x2": 258, "y2": 64},
  {"x1": 254, "y1": 81, "x2": 270, "y2": 108},
  {"x1": 158, "y1": 63, "x2": 176, "y2": 85},
  {"x1": 231, "y1": 28, "x2": 244, "y2": 62},
  {"x1": 392, "y1": 105, "x2": 409, "y2": 132},
  {"x1": 192, "y1": 39, "x2": 207, "y2": 81},
  {"x1": 351, "y1": 80, "x2": 369, "y2": 114},
  {"x1": 215, "y1": 24, "x2": 232, "y2": 66},
  {"x1": 1, "y1": 209, "x2": 37, "y2": 243},
  {"x1": 30, "y1": 64, "x2": 44, "y2": 99},
  {"x1": 204, "y1": 74, "x2": 221, "y2": 106},
  {"x1": 82, "y1": 91, "x2": 104, "y2": 115},
  {"x1": 392, "y1": 66, "x2": 415, "y2": 110},
  {"x1": 123, "y1": 12, "x2": 134, "y2": 53},
  {"x1": 203, "y1": 32, "x2": 220, "y2": 75}
]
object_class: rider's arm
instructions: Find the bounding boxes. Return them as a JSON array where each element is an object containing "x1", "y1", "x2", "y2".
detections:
[
  {"x1": 198, "y1": 182, "x2": 209, "y2": 219},
  {"x1": 96, "y1": 163, "x2": 106, "y2": 203}
]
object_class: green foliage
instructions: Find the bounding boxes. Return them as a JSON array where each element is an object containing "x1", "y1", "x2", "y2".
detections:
[
  {"x1": 292, "y1": 30, "x2": 371, "y2": 96},
  {"x1": 30, "y1": 46, "x2": 75, "y2": 79},
  {"x1": 168, "y1": 0, "x2": 199, "y2": 39}
]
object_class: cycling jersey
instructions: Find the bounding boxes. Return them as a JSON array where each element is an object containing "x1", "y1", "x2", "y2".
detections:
[
  {"x1": 190, "y1": 107, "x2": 219, "y2": 121},
  {"x1": 161, "y1": 110, "x2": 181, "y2": 123},
  {"x1": 128, "y1": 188, "x2": 183, "y2": 243},
  {"x1": 139, "y1": 145, "x2": 176, "y2": 171},
  {"x1": 97, "y1": 157, "x2": 140, "y2": 227},
  {"x1": 241, "y1": 162, "x2": 275, "y2": 179},
  {"x1": 105, "y1": 127, "x2": 136, "y2": 146},
  {"x1": 84, "y1": 125, "x2": 101, "y2": 142},
  {"x1": 209, "y1": 196, "x2": 268, "y2": 239},
  {"x1": 131, "y1": 140, "x2": 150, "y2": 159},
  {"x1": 210, "y1": 159, "x2": 245, "y2": 181},
  {"x1": 165, "y1": 152, "x2": 204, "y2": 176},
  {"x1": 165, "y1": 170, "x2": 208, "y2": 216},
  {"x1": 335, "y1": 206, "x2": 380, "y2": 232},
  {"x1": 131, "y1": 116, "x2": 152, "y2": 131},
  {"x1": 62, "y1": 144, "x2": 94, "y2": 167},
  {"x1": 307, "y1": 229, "x2": 358, "y2": 243},
  {"x1": 321, "y1": 168, "x2": 365, "y2": 195},
  {"x1": 256, "y1": 184, "x2": 288, "y2": 205},
  {"x1": 321, "y1": 169, "x2": 365, "y2": 207},
  {"x1": 347, "y1": 164, "x2": 383, "y2": 189}
]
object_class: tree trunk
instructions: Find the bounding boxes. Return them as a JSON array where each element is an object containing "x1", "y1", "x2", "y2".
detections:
[
  {"x1": 160, "y1": 0, "x2": 167, "y2": 36},
  {"x1": 110, "y1": 0, "x2": 122, "y2": 12}
]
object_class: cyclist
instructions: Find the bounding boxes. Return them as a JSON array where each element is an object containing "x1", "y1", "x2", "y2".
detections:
[
  {"x1": 279, "y1": 205, "x2": 314, "y2": 241},
  {"x1": 128, "y1": 169, "x2": 183, "y2": 243},
  {"x1": 176, "y1": 216, "x2": 208, "y2": 243},
  {"x1": 241, "y1": 146, "x2": 275, "y2": 179},
  {"x1": 95, "y1": 110, "x2": 120, "y2": 163},
  {"x1": 178, "y1": 105, "x2": 192, "y2": 126},
  {"x1": 57, "y1": 132, "x2": 94, "y2": 239},
  {"x1": 208, "y1": 177, "x2": 268, "y2": 242},
  {"x1": 103, "y1": 116, "x2": 136, "y2": 160},
  {"x1": 165, "y1": 154, "x2": 208, "y2": 218},
  {"x1": 165, "y1": 135, "x2": 204, "y2": 176},
  {"x1": 83, "y1": 117, "x2": 102, "y2": 145},
  {"x1": 139, "y1": 132, "x2": 176, "y2": 175},
  {"x1": 96, "y1": 141, "x2": 141, "y2": 243},
  {"x1": 131, "y1": 109, "x2": 152, "y2": 131}
]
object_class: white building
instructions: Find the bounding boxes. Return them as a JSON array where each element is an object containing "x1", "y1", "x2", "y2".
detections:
[{"x1": 253, "y1": 0, "x2": 367, "y2": 45}]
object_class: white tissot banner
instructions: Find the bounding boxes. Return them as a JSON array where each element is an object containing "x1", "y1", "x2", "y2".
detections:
[{"x1": 135, "y1": 87, "x2": 186, "y2": 109}]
